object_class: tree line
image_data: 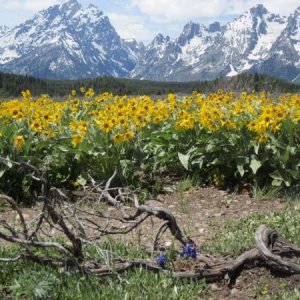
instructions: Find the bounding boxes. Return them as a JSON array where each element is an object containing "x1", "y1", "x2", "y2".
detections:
[{"x1": 0, "y1": 71, "x2": 299, "y2": 98}]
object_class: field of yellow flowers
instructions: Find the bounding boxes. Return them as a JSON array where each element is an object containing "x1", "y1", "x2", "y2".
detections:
[{"x1": 1, "y1": 88, "x2": 300, "y2": 202}]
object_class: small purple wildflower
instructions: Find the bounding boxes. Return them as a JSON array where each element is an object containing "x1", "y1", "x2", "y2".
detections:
[
  {"x1": 179, "y1": 244, "x2": 197, "y2": 259},
  {"x1": 156, "y1": 254, "x2": 167, "y2": 268}
]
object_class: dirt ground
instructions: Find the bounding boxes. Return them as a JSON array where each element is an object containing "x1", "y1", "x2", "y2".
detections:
[
  {"x1": 139, "y1": 187, "x2": 300, "y2": 300},
  {"x1": 1, "y1": 186, "x2": 299, "y2": 299}
]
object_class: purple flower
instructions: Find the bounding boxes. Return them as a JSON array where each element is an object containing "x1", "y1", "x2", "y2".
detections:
[
  {"x1": 156, "y1": 254, "x2": 167, "y2": 268},
  {"x1": 179, "y1": 244, "x2": 197, "y2": 259}
]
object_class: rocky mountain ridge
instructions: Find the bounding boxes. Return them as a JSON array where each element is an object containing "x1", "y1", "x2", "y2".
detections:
[{"x1": 0, "y1": 0, "x2": 299, "y2": 83}]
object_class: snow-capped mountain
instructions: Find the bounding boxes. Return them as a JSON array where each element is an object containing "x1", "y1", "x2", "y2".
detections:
[
  {"x1": 0, "y1": 0, "x2": 140, "y2": 79},
  {"x1": 132, "y1": 4, "x2": 297, "y2": 82},
  {"x1": 0, "y1": 1, "x2": 300, "y2": 82},
  {"x1": 251, "y1": 6, "x2": 300, "y2": 83},
  {"x1": 0, "y1": 26, "x2": 9, "y2": 37},
  {"x1": 131, "y1": 21, "x2": 222, "y2": 80}
]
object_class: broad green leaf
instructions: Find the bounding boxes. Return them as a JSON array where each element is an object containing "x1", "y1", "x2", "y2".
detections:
[
  {"x1": 209, "y1": 158, "x2": 222, "y2": 166},
  {"x1": 5, "y1": 156, "x2": 12, "y2": 168},
  {"x1": 270, "y1": 170, "x2": 291, "y2": 187},
  {"x1": 57, "y1": 146, "x2": 69, "y2": 152},
  {"x1": 269, "y1": 170, "x2": 283, "y2": 181},
  {"x1": 237, "y1": 164, "x2": 244, "y2": 177},
  {"x1": 281, "y1": 147, "x2": 290, "y2": 164},
  {"x1": 75, "y1": 153, "x2": 81, "y2": 160},
  {"x1": 286, "y1": 169, "x2": 299, "y2": 179},
  {"x1": 272, "y1": 179, "x2": 283, "y2": 187},
  {"x1": 178, "y1": 152, "x2": 189, "y2": 170},
  {"x1": 236, "y1": 156, "x2": 249, "y2": 177},
  {"x1": 0, "y1": 169, "x2": 6, "y2": 178},
  {"x1": 250, "y1": 157, "x2": 262, "y2": 175},
  {"x1": 77, "y1": 175, "x2": 87, "y2": 186},
  {"x1": 254, "y1": 143, "x2": 259, "y2": 155}
]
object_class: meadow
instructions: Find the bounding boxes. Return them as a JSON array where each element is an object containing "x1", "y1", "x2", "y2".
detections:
[
  {"x1": 1, "y1": 89, "x2": 300, "y2": 200},
  {"x1": 1, "y1": 89, "x2": 300, "y2": 299}
]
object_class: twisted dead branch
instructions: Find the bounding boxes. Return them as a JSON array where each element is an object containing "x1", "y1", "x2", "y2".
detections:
[{"x1": 0, "y1": 167, "x2": 300, "y2": 286}]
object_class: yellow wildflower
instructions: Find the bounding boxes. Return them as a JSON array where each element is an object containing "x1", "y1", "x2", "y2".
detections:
[
  {"x1": 123, "y1": 130, "x2": 134, "y2": 141},
  {"x1": 112, "y1": 133, "x2": 123, "y2": 143},
  {"x1": 85, "y1": 88, "x2": 95, "y2": 98},
  {"x1": 71, "y1": 134, "x2": 84, "y2": 147},
  {"x1": 258, "y1": 134, "x2": 268, "y2": 144},
  {"x1": 14, "y1": 135, "x2": 25, "y2": 152}
]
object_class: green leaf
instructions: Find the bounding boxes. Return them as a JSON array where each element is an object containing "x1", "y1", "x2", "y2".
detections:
[
  {"x1": 250, "y1": 157, "x2": 262, "y2": 175},
  {"x1": 236, "y1": 156, "x2": 249, "y2": 177},
  {"x1": 5, "y1": 156, "x2": 12, "y2": 168},
  {"x1": 190, "y1": 157, "x2": 205, "y2": 169},
  {"x1": 178, "y1": 152, "x2": 190, "y2": 170},
  {"x1": 77, "y1": 175, "x2": 87, "y2": 186},
  {"x1": 269, "y1": 170, "x2": 283, "y2": 181},
  {"x1": 210, "y1": 158, "x2": 222, "y2": 166},
  {"x1": 281, "y1": 147, "x2": 290, "y2": 164},
  {"x1": 237, "y1": 164, "x2": 245, "y2": 177},
  {"x1": 286, "y1": 168, "x2": 299, "y2": 179},
  {"x1": 271, "y1": 179, "x2": 283, "y2": 187},
  {"x1": 253, "y1": 143, "x2": 259, "y2": 155},
  {"x1": 75, "y1": 153, "x2": 81, "y2": 160},
  {"x1": 57, "y1": 146, "x2": 69, "y2": 152},
  {"x1": 0, "y1": 169, "x2": 6, "y2": 178},
  {"x1": 269, "y1": 170, "x2": 291, "y2": 187}
]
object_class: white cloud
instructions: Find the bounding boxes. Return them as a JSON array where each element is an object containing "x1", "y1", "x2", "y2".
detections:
[
  {"x1": 108, "y1": 0, "x2": 300, "y2": 43},
  {"x1": 131, "y1": 0, "x2": 300, "y2": 23},
  {"x1": 108, "y1": 12, "x2": 157, "y2": 42},
  {"x1": 131, "y1": 0, "x2": 225, "y2": 23},
  {"x1": 0, "y1": 0, "x2": 60, "y2": 11},
  {"x1": 223, "y1": 0, "x2": 300, "y2": 16},
  {"x1": 1, "y1": 0, "x2": 299, "y2": 43}
]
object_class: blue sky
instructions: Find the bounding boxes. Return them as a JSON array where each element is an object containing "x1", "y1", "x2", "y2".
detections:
[{"x1": 0, "y1": 0, "x2": 299, "y2": 44}]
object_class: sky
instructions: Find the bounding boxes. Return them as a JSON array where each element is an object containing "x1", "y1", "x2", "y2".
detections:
[{"x1": 0, "y1": 0, "x2": 299, "y2": 44}]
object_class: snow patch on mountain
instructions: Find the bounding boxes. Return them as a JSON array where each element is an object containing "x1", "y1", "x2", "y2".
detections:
[
  {"x1": 248, "y1": 16, "x2": 287, "y2": 60},
  {"x1": 180, "y1": 24, "x2": 217, "y2": 65},
  {"x1": 0, "y1": 48, "x2": 20, "y2": 64},
  {"x1": 0, "y1": 26, "x2": 9, "y2": 37},
  {"x1": 227, "y1": 65, "x2": 238, "y2": 77}
]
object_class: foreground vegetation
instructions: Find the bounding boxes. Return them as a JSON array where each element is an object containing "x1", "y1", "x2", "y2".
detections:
[
  {"x1": 1, "y1": 89, "x2": 300, "y2": 202},
  {"x1": 0, "y1": 205, "x2": 299, "y2": 299},
  {"x1": 1, "y1": 89, "x2": 300, "y2": 299},
  {"x1": 0, "y1": 241, "x2": 208, "y2": 299}
]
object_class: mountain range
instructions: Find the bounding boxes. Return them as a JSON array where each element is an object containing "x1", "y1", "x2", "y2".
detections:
[{"x1": 0, "y1": 0, "x2": 299, "y2": 83}]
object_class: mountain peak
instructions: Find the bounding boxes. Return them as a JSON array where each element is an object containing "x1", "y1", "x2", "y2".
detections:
[
  {"x1": 84, "y1": 3, "x2": 104, "y2": 17},
  {"x1": 208, "y1": 22, "x2": 221, "y2": 33},
  {"x1": 153, "y1": 33, "x2": 167, "y2": 43},
  {"x1": 60, "y1": 0, "x2": 81, "y2": 16},
  {"x1": 88, "y1": 4, "x2": 98, "y2": 9},
  {"x1": 183, "y1": 21, "x2": 201, "y2": 33},
  {"x1": 250, "y1": 4, "x2": 268, "y2": 17},
  {"x1": 285, "y1": 5, "x2": 300, "y2": 38},
  {"x1": 178, "y1": 22, "x2": 203, "y2": 45},
  {"x1": 293, "y1": 6, "x2": 300, "y2": 16},
  {"x1": 61, "y1": 0, "x2": 80, "y2": 7},
  {"x1": 0, "y1": 0, "x2": 137, "y2": 79},
  {"x1": 0, "y1": 25, "x2": 9, "y2": 35}
]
